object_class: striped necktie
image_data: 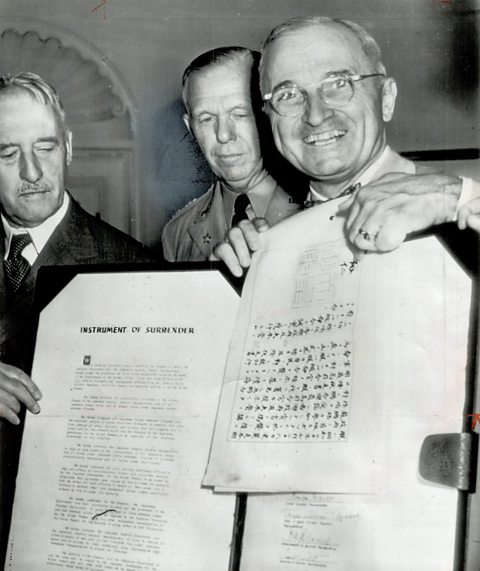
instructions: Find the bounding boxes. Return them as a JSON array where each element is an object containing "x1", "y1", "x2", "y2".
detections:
[{"x1": 4, "y1": 233, "x2": 32, "y2": 292}]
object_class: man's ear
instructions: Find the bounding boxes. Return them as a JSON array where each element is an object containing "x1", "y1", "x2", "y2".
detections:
[
  {"x1": 183, "y1": 113, "x2": 191, "y2": 133},
  {"x1": 65, "y1": 129, "x2": 73, "y2": 166},
  {"x1": 381, "y1": 77, "x2": 397, "y2": 123}
]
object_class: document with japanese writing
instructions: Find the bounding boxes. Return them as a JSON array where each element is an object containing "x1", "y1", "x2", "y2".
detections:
[
  {"x1": 6, "y1": 270, "x2": 238, "y2": 571},
  {"x1": 204, "y1": 199, "x2": 471, "y2": 567}
]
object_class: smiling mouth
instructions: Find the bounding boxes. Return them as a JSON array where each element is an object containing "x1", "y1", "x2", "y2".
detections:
[{"x1": 303, "y1": 129, "x2": 346, "y2": 146}]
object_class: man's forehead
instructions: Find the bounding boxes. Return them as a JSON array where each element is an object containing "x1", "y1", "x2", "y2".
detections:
[
  {"x1": 187, "y1": 60, "x2": 252, "y2": 109},
  {"x1": 0, "y1": 90, "x2": 63, "y2": 137},
  {"x1": 263, "y1": 24, "x2": 369, "y2": 86}
]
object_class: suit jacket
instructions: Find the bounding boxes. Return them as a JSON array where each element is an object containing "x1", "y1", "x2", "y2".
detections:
[
  {"x1": 0, "y1": 194, "x2": 155, "y2": 564},
  {"x1": 162, "y1": 178, "x2": 301, "y2": 262}
]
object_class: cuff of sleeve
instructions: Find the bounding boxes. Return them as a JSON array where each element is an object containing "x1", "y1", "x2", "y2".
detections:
[{"x1": 455, "y1": 177, "x2": 479, "y2": 221}]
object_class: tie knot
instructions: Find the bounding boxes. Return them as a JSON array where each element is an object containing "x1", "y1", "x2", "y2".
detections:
[{"x1": 9, "y1": 233, "x2": 32, "y2": 259}]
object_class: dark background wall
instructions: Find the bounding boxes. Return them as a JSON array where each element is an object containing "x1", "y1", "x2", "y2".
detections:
[{"x1": 0, "y1": 0, "x2": 478, "y2": 248}]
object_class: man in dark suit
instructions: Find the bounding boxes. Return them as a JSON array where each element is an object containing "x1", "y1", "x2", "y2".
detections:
[{"x1": 0, "y1": 72, "x2": 153, "y2": 562}]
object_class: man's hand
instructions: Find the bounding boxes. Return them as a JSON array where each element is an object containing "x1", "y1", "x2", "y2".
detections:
[
  {"x1": 458, "y1": 198, "x2": 480, "y2": 232},
  {"x1": 211, "y1": 218, "x2": 270, "y2": 277},
  {"x1": 0, "y1": 361, "x2": 42, "y2": 425},
  {"x1": 338, "y1": 172, "x2": 462, "y2": 251}
]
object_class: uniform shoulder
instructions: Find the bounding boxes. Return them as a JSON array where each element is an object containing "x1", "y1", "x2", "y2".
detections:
[{"x1": 162, "y1": 186, "x2": 214, "y2": 237}]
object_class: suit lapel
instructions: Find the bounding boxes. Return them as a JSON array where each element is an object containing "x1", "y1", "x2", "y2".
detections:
[
  {"x1": 0, "y1": 227, "x2": 9, "y2": 347},
  {"x1": 34, "y1": 196, "x2": 100, "y2": 268}
]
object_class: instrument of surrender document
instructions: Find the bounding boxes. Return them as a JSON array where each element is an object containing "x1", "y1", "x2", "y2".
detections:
[{"x1": 6, "y1": 270, "x2": 238, "y2": 571}]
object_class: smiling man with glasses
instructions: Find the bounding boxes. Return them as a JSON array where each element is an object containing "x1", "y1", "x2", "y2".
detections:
[
  {"x1": 259, "y1": 17, "x2": 404, "y2": 200},
  {"x1": 215, "y1": 16, "x2": 479, "y2": 275}
]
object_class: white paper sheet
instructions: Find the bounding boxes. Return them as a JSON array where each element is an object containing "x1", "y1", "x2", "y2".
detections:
[
  {"x1": 6, "y1": 270, "x2": 238, "y2": 571},
  {"x1": 241, "y1": 490, "x2": 458, "y2": 571},
  {"x1": 205, "y1": 200, "x2": 470, "y2": 493},
  {"x1": 204, "y1": 199, "x2": 471, "y2": 568}
]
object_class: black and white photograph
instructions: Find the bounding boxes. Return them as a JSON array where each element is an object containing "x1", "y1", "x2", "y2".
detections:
[{"x1": 0, "y1": 1, "x2": 478, "y2": 569}]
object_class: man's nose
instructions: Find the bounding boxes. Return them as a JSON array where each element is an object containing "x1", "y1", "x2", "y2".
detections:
[
  {"x1": 301, "y1": 93, "x2": 333, "y2": 127},
  {"x1": 215, "y1": 116, "x2": 236, "y2": 144},
  {"x1": 20, "y1": 152, "x2": 42, "y2": 183}
]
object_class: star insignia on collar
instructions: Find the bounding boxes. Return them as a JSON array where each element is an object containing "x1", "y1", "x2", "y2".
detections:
[{"x1": 203, "y1": 233, "x2": 212, "y2": 244}]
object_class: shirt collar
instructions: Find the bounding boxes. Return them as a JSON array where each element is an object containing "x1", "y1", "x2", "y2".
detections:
[
  {"x1": 221, "y1": 173, "x2": 278, "y2": 223},
  {"x1": 2, "y1": 192, "x2": 70, "y2": 258},
  {"x1": 308, "y1": 145, "x2": 392, "y2": 203}
]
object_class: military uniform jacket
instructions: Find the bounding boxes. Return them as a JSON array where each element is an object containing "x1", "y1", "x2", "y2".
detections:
[{"x1": 162, "y1": 178, "x2": 301, "y2": 262}]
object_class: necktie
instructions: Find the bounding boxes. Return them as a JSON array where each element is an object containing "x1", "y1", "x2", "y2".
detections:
[
  {"x1": 231, "y1": 193, "x2": 250, "y2": 226},
  {"x1": 4, "y1": 233, "x2": 32, "y2": 292}
]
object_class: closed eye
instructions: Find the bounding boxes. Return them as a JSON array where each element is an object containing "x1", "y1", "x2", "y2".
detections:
[
  {"x1": 0, "y1": 148, "x2": 18, "y2": 159},
  {"x1": 34, "y1": 143, "x2": 57, "y2": 153},
  {"x1": 196, "y1": 114, "x2": 215, "y2": 125}
]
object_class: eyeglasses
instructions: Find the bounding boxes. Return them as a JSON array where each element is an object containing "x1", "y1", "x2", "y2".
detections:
[{"x1": 263, "y1": 73, "x2": 386, "y2": 117}]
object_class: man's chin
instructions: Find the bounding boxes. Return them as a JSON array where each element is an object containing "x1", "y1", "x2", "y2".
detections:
[
  {"x1": 218, "y1": 167, "x2": 251, "y2": 183},
  {"x1": 301, "y1": 159, "x2": 355, "y2": 181},
  {"x1": 12, "y1": 205, "x2": 61, "y2": 228}
]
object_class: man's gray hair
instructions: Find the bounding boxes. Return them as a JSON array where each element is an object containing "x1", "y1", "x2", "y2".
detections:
[
  {"x1": 182, "y1": 47, "x2": 258, "y2": 112},
  {"x1": 259, "y1": 16, "x2": 386, "y2": 92},
  {"x1": 0, "y1": 72, "x2": 67, "y2": 129}
]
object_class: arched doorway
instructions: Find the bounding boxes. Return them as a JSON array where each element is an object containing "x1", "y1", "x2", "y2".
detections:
[{"x1": 0, "y1": 24, "x2": 141, "y2": 239}]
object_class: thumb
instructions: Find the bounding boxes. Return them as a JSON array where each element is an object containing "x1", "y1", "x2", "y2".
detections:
[
  {"x1": 466, "y1": 214, "x2": 480, "y2": 233},
  {"x1": 252, "y1": 217, "x2": 270, "y2": 232}
]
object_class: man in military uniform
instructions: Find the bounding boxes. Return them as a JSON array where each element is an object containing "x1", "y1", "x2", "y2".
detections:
[{"x1": 162, "y1": 46, "x2": 301, "y2": 262}]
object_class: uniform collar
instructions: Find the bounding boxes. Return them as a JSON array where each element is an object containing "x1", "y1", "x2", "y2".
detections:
[{"x1": 221, "y1": 172, "x2": 278, "y2": 223}]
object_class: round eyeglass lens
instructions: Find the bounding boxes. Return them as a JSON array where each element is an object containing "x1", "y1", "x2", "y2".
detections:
[
  {"x1": 321, "y1": 76, "x2": 354, "y2": 105},
  {"x1": 272, "y1": 86, "x2": 304, "y2": 115}
]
